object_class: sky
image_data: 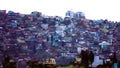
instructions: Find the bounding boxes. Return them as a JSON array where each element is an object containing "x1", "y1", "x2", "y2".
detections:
[{"x1": 0, "y1": 0, "x2": 120, "y2": 21}]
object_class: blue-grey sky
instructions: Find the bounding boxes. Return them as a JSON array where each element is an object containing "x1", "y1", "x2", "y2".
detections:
[{"x1": 0, "y1": 0, "x2": 120, "y2": 21}]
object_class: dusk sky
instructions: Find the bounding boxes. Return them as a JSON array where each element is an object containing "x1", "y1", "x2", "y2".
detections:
[{"x1": 0, "y1": 0, "x2": 120, "y2": 21}]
